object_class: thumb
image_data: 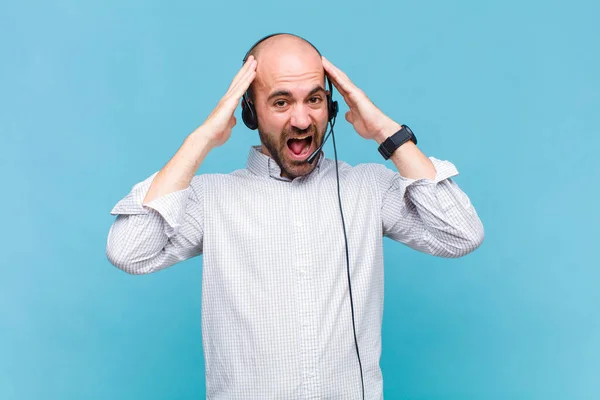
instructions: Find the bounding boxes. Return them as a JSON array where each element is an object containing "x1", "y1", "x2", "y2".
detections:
[{"x1": 345, "y1": 110, "x2": 354, "y2": 124}]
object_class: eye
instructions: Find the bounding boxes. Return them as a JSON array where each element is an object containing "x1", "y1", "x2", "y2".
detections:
[
  {"x1": 274, "y1": 100, "x2": 288, "y2": 107},
  {"x1": 308, "y1": 96, "x2": 322, "y2": 104}
]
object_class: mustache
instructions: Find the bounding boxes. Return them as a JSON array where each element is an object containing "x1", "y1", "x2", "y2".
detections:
[{"x1": 284, "y1": 125, "x2": 318, "y2": 139}]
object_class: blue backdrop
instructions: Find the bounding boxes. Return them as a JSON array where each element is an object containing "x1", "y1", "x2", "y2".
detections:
[{"x1": 2, "y1": 0, "x2": 599, "y2": 398}]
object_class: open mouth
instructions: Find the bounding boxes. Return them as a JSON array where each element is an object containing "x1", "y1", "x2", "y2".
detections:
[{"x1": 286, "y1": 135, "x2": 313, "y2": 158}]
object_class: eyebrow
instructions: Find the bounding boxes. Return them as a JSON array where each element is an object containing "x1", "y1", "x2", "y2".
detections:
[{"x1": 266, "y1": 85, "x2": 326, "y2": 102}]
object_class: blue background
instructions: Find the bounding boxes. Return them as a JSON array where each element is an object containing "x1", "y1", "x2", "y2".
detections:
[{"x1": 1, "y1": 0, "x2": 599, "y2": 398}]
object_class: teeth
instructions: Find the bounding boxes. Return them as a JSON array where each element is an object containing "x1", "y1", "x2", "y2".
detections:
[{"x1": 290, "y1": 135, "x2": 311, "y2": 140}]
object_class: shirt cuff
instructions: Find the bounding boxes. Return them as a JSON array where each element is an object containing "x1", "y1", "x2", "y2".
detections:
[
  {"x1": 143, "y1": 188, "x2": 192, "y2": 237},
  {"x1": 397, "y1": 157, "x2": 459, "y2": 188},
  {"x1": 110, "y1": 171, "x2": 159, "y2": 216},
  {"x1": 110, "y1": 171, "x2": 191, "y2": 237}
]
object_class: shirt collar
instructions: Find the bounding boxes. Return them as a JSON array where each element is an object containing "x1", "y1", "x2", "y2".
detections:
[{"x1": 246, "y1": 145, "x2": 325, "y2": 181}]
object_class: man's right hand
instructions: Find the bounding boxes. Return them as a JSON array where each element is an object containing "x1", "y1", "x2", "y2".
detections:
[
  {"x1": 141, "y1": 56, "x2": 257, "y2": 206},
  {"x1": 201, "y1": 55, "x2": 258, "y2": 148}
]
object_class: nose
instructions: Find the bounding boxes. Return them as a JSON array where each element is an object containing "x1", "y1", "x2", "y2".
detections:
[{"x1": 290, "y1": 104, "x2": 312, "y2": 131}]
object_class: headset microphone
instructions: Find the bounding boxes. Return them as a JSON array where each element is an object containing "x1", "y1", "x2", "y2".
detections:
[
  {"x1": 306, "y1": 88, "x2": 338, "y2": 164},
  {"x1": 306, "y1": 121, "x2": 334, "y2": 164}
]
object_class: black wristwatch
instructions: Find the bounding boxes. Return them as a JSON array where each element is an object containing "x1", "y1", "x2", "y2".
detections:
[{"x1": 377, "y1": 125, "x2": 417, "y2": 160}]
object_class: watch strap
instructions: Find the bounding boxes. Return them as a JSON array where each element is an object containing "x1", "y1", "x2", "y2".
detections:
[{"x1": 378, "y1": 125, "x2": 417, "y2": 160}]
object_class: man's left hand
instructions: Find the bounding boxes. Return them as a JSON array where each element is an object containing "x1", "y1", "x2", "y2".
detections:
[{"x1": 322, "y1": 56, "x2": 402, "y2": 144}]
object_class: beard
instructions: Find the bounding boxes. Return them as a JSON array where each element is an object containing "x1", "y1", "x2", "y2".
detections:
[{"x1": 258, "y1": 122, "x2": 328, "y2": 179}]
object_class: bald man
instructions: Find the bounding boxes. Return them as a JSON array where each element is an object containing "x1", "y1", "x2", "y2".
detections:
[{"x1": 107, "y1": 33, "x2": 484, "y2": 399}]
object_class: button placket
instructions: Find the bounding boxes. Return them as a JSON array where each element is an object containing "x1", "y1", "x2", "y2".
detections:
[{"x1": 291, "y1": 178, "x2": 321, "y2": 398}]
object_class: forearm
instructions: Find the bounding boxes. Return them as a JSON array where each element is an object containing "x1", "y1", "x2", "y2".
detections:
[
  {"x1": 375, "y1": 124, "x2": 484, "y2": 257},
  {"x1": 374, "y1": 122, "x2": 436, "y2": 180},
  {"x1": 379, "y1": 155, "x2": 485, "y2": 258},
  {"x1": 143, "y1": 126, "x2": 214, "y2": 205}
]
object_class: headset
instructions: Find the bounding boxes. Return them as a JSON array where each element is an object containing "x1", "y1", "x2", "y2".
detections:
[{"x1": 240, "y1": 33, "x2": 365, "y2": 400}]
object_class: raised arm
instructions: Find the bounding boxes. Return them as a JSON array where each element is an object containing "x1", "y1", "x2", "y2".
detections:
[
  {"x1": 106, "y1": 56, "x2": 257, "y2": 274},
  {"x1": 322, "y1": 56, "x2": 484, "y2": 257}
]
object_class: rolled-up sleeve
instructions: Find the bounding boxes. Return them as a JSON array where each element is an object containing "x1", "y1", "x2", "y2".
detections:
[
  {"x1": 106, "y1": 172, "x2": 204, "y2": 274},
  {"x1": 378, "y1": 157, "x2": 484, "y2": 258}
]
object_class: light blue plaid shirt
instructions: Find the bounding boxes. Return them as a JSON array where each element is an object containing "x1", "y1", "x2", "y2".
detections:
[{"x1": 107, "y1": 146, "x2": 484, "y2": 399}]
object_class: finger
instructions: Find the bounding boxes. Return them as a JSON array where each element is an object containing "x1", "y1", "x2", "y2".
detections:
[
  {"x1": 326, "y1": 71, "x2": 349, "y2": 98},
  {"x1": 325, "y1": 73, "x2": 356, "y2": 108},
  {"x1": 219, "y1": 77, "x2": 256, "y2": 120},
  {"x1": 229, "y1": 65, "x2": 257, "y2": 100},
  {"x1": 225, "y1": 59, "x2": 257, "y2": 100},
  {"x1": 328, "y1": 67, "x2": 354, "y2": 97},
  {"x1": 345, "y1": 110, "x2": 354, "y2": 124},
  {"x1": 232, "y1": 57, "x2": 257, "y2": 91},
  {"x1": 326, "y1": 71, "x2": 351, "y2": 100},
  {"x1": 322, "y1": 56, "x2": 355, "y2": 96},
  {"x1": 226, "y1": 56, "x2": 257, "y2": 94},
  {"x1": 323, "y1": 56, "x2": 353, "y2": 83},
  {"x1": 229, "y1": 58, "x2": 256, "y2": 88},
  {"x1": 237, "y1": 55, "x2": 257, "y2": 79},
  {"x1": 322, "y1": 58, "x2": 346, "y2": 94}
]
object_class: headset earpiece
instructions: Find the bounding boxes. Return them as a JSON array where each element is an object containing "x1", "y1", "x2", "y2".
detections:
[
  {"x1": 241, "y1": 94, "x2": 258, "y2": 130},
  {"x1": 328, "y1": 96, "x2": 339, "y2": 123},
  {"x1": 326, "y1": 75, "x2": 338, "y2": 123}
]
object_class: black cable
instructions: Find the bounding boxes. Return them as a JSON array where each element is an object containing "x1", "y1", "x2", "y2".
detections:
[{"x1": 328, "y1": 116, "x2": 365, "y2": 400}]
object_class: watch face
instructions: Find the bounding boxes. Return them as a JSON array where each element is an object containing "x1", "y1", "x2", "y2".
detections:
[{"x1": 402, "y1": 125, "x2": 417, "y2": 144}]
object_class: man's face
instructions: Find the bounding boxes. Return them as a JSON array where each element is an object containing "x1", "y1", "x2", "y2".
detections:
[{"x1": 250, "y1": 44, "x2": 329, "y2": 179}]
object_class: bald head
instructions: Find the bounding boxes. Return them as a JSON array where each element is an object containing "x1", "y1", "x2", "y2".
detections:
[
  {"x1": 246, "y1": 34, "x2": 324, "y2": 101},
  {"x1": 247, "y1": 34, "x2": 321, "y2": 62}
]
